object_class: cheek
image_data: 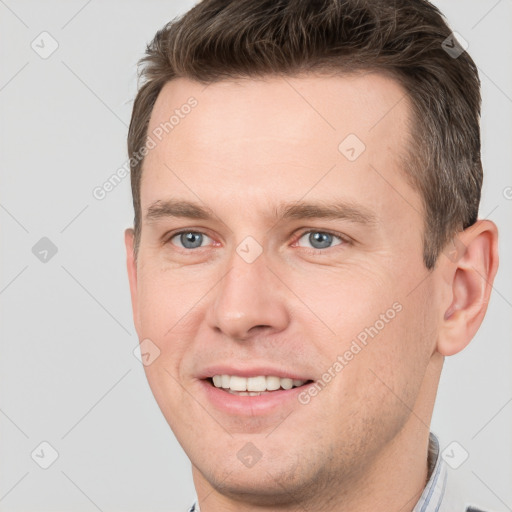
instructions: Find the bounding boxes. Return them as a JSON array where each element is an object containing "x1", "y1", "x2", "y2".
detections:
[
  {"x1": 306, "y1": 267, "x2": 435, "y2": 418},
  {"x1": 284, "y1": 261, "x2": 397, "y2": 347},
  {"x1": 357, "y1": 290, "x2": 436, "y2": 413},
  {"x1": 136, "y1": 261, "x2": 196, "y2": 334},
  {"x1": 135, "y1": 266, "x2": 196, "y2": 383},
  {"x1": 142, "y1": 364, "x2": 196, "y2": 440},
  {"x1": 322, "y1": 304, "x2": 432, "y2": 448}
]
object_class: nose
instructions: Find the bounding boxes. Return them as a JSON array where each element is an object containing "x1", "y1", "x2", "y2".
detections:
[{"x1": 206, "y1": 249, "x2": 290, "y2": 342}]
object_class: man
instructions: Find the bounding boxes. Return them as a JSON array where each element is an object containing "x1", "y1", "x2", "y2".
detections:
[{"x1": 124, "y1": 1, "x2": 499, "y2": 510}]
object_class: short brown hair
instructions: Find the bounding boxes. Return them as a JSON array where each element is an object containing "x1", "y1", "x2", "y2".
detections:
[{"x1": 128, "y1": 0, "x2": 482, "y2": 269}]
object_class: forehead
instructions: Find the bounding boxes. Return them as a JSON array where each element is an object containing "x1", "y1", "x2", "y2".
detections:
[
  {"x1": 146, "y1": 72, "x2": 412, "y2": 150},
  {"x1": 141, "y1": 72, "x2": 419, "y2": 229}
]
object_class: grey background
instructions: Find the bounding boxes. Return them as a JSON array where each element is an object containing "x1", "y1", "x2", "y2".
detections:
[{"x1": 0, "y1": 1, "x2": 510, "y2": 511}]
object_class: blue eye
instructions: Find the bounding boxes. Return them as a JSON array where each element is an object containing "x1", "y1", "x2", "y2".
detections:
[
  {"x1": 169, "y1": 231, "x2": 212, "y2": 249},
  {"x1": 166, "y1": 229, "x2": 346, "y2": 253},
  {"x1": 296, "y1": 231, "x2": 344, "y2": 250}
]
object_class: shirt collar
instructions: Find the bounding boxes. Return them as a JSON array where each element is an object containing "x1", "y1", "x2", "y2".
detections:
[{"x1": 412, "y1": 432, "x2": 449, "y2": 512}]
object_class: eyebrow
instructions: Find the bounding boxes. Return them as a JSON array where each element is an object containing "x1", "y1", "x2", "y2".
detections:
[{"x1": 145, "y1": 198, "x2": 378, "y2": 225}]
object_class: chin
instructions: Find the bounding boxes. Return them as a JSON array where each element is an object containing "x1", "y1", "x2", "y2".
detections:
[
  {"x1": 204, "y1": 469, "x2": 306, "y2": 506},
  {"x1": 193, "y1": 448, "x2": 317, "y2": 504}
]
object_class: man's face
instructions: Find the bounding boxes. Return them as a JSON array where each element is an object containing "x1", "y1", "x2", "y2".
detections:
[{"x1": 126, "y1": 73, "x2": 443, "y2": 502}]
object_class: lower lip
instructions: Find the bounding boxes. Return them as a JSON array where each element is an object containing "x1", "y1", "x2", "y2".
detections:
[{"x1": 198, "y1": 379, "x2": 310, "y2": 416}]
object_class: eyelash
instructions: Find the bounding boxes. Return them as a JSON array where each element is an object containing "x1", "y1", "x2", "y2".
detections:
[
  {"x1": 292, "y1": 229, "x2": 350, "y2": 253},
  {"x1": 165, "y1": 228, "x2": 350, "y2": 254}
]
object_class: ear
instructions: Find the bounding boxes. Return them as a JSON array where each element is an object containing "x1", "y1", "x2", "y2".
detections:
[
  {"x1": 124, "y1": 228, "x2": 140, "y2": 335},
  {"x1": 437, "y1": 219, "x2": 499, "y2": 356}
]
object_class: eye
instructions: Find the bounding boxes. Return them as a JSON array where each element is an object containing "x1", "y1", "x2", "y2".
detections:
[
  {"x1": 168, "y1": 230, "x2": 214, "y2": 249},
  {"x1": 294, "y1": 230, "x2": 345, "y2": 251}
]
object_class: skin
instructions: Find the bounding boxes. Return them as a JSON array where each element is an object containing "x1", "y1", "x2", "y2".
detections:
[{"x1": 124, "y1": 73, "x2": 499, "y2": 511}]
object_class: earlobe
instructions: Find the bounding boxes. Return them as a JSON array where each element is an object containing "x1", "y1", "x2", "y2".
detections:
[{"x1": 437, "y1": 220, "x2": 499, "y2": 357}]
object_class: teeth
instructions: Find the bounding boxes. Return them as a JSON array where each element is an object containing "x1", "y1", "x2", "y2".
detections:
[
  {"x1": 211, "y1": 375, "x2": 307, "y2": 392},
  {"x1": 247, "y1": 376, "x2": 266, "y2": 392},
  {"x1": 266, "y1": 376, "x2": 281, "y2": 391},
  {"x1": 229, "y1": 375, "x2": 247, "y2": 391},
  {"x1": 280, "y1": 378, "x2": 293, "y2": 390}
]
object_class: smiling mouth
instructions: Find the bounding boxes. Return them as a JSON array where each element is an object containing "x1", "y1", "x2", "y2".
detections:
[{"x1": 206, "y1": 375, "x2": 314, "y2": 396}]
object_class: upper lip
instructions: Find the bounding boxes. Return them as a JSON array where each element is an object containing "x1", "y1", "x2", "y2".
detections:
[{"x1": 198, "y1": 364, "x2": 313, "y2": 381}]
